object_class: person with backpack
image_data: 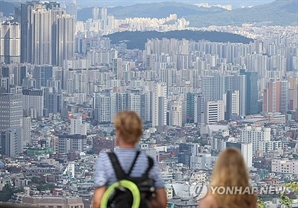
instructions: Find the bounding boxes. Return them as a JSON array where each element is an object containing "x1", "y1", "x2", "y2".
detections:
[{"x1": 93, "y1": 111, "x2": 167, "y2": 208}]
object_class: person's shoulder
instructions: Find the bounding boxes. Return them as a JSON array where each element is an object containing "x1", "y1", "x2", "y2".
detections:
[
  {"x1": 96, "y1": 152, "x2": 110, "y2": 161},
  {"x1": 140, "y1": 151, "x2": 156, "y2": 163},
  {"x1": 198, "y1": 193, "x2": 218, "y2": 208}
]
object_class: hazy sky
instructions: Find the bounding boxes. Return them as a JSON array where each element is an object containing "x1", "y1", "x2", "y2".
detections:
[{"x1": 71, "y1": 0, "x2": 276, "y2": 8}]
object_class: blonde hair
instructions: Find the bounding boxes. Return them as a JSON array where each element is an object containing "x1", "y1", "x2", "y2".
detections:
[
  {"x1": 210, "y1": 148, "x2": 256, "y2": 208},
  {"x1": 114, "y1": 111, "x2": 143, "y2": 144}
]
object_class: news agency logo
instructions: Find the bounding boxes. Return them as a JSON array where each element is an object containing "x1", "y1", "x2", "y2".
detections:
[
  {"x1": 209, "y1": 186, "x2": 292, "y2": 195},
  {"x1": 189, "y1": 184, "x2": 292, "y2": 200},
  {"x1": 189, "y1": 183, "x2": 209, "y2": 200}
]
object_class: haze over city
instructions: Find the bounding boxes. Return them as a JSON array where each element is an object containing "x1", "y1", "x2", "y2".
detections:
[
  {"x1": 2, "y1": 0, "x2": 276, "y2": 7},
  {"x1": 0, "y1": 0, "x2": 297, "y2": 207}
]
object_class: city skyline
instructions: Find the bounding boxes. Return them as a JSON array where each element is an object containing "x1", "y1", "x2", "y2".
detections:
[
  {"x1": 0, "y1": 0, "x2": 297, "y2": 207},
  {"x1": 2, "y1": 0, "x2": 276, "y2": 8}
]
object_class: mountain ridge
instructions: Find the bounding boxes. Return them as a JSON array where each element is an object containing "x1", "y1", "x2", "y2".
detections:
[
  {"x1": 76, "y1": 0, "x2": 297, "y2": 26},
  {"x1": 0, "y1": 0, "x2": 296, "y2": 27},
  {"x1": 105, "y1": 30, "x2": 253, "y2": 50},
  {"x1": 187, "y1": 0, "x2": 298, "y2": 27},
  {"x1": 77, "y1": 2, "x2": 226, "y2": 20}
]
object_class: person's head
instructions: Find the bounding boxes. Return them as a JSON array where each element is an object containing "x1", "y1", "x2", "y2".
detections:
[
  {"x1": 210, "y1": 148, "x2": 256, "y2": 207},
  {"x1": 211, "y1": 147, "x2": 249, "y2": 187},
  {"x1": 114, "y1": 111, "x2": 143, "y2": 147}
]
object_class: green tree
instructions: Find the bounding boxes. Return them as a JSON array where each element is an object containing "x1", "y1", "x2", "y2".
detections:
[
  {"x1": 279, "y1": 182, "x2": 298, "y2": 207},
  {"x1": 257, "y1": 198, "x2": 267, "y2": 208},
  {"x1": 37, "y1": 183, "x2": 55, "y2": 192},
  {"x1": 283, "y1": 182, "x2": 298, "y2": 191},
  {"x1": 280, "y1": 194, "x2": 292, "y2": 208},
  {"x1": 0, "y1": 184, "x2": 15, "y2": 202},
  {"x1": 110, "y1": 130, "x2": 115, "y2": 136},
  {"x1": 30, "y1": 177, "x2": 45, "y2": 184}
]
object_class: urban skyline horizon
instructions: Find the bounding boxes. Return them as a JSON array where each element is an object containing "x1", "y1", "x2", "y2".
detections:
[
  {"x1": 3, "y1": 0, "x2": 276, "y2": 8},
  {"x1": 0, "y1": 0, "x2": 297, "y2": 207}
]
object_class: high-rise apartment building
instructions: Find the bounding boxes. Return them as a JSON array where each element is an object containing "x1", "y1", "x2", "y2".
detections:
[
  {"x1": 92, "y1": 7, "x2": 99, "y2": 20},
  {"x1": 0, "y1": 93, "x2": 23, "y2": 132},
  {"x1": 22, "y1": 116, "x2": 31, "y2": 145},
  {"x1": 70, "y1": 113, "x2": 87, "y2": 135},
  {"x1": 100, "y1": 7, "x2": 108, "y2": 30},
  {"x1": 186, "y1": 92, "x2": 197, "y2": 123},
  {"x1": 0, "y1": 21, "x2": 20, "y2": 64},
  {"x1": 17, "y1": 1, "x2": 74, "y2": 66},
  {"x1": 140, "y1": 91, "x2": 152, "y2": 123},
  {"x1": 53, "y1": 13, "x2": 75, "y2": 66},
  {"x1": 288, "y1": 77, "x2": 298, "y2": 110},
  {"x1": 225, "y1": 90, "x2": 240, "y2": 120},
  {"x1": 22, "y1": 89, "x2": 44, "y2": 118},
  {"x1": 33, "y1": 65, "x2": 53, "y2": 89},
  {"x1": 93, "y1": 92, "x2": 111, "y2": 123},
  {"x1": 241, "y1": 143, "x2": 253, "y2": 168},
  {"x1": 43, "y1": 87, "x2": 63, "y2": 115},
  {"x1": 128, "y1": 90, "x2": 141, "y2": 117},
  {"x1": 112, "y1": 58, "x2": 123, "y2": 80},
  {"x1": 65, "y1": 0, "x2": 77, "y2": 22},
  {"x1": 263, "y1": 80, "x2": 278, "y2": 113},
  {"x1": 13, "y1": 65, "x2": 27, "y2": 86},
  {"x1": 194, "y1": 94, "x2": 204, "y2": 124},
  {"x1": 263, "y1": 79, "x2": 288, "y2": 113},
  {"x1": 169, "y1": 101, "x2": 183, "y2": 127},
  {"x1": 240, "y1": 126, "x2": 271, "y2": 154},
  {"x1": 204, "y1": 100, "x2": 225, "y2": 124},
  {"x1": 152, "y1": 83, "x2": 167, "y2": 131},
  {"x1": 0, "y1": 93, "x2": 23, "y2": 156},
  {"x1": 1, "y1": 128, "x2": 23, "y2": 158},
  {"x1": 240, "y1": 70, "x2": 259, "y2": 115},
  {"x1": 110, "y1": 92, "x2": 128, "y2": 120},
  {"x1": 201, "y1": 75, "x2": 225, "y2": 102},
  {"x1": 58, "y1": 134, "x2": 86, "y2": 154},
  {"x1": 239, "y1": 74, "x2": 246, "y2": 116}
]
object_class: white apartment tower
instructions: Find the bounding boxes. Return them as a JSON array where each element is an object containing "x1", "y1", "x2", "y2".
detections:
[
  {"x1": 70, "y1": 113, "x2": 86, "y2": 135},
  {"x1": 93, "y1": 93, "x2": 111, "y2": 123},
  {"x1": 241, "y1": 143, "x2": 253, "y2": 168},
  {"x1": 225, "y1": 90, "x2": 240, "y2": 120},
  {"x1": 112, "y1": 58, "x2": 123, "y2": 80},
  {"x1": 0, "y1": 21, "x2": 20, "y2": 64},
  {"x1": 239, "y1": 74, "x2": 246, "y2": 116},
  {"x1": 169, "y1": 101, "x2": 183, "y2": 127},
  {"x1": 128, "y1": 91, "x2": 141, "y2": 117},
  {"x1": 272, "y1": 160, "x2": 298, "y2": 174},
  {"x1": 152, "y1": 83, "x2": 167, "y2": 131},
  {"x1": 0, "y1": 94, "x2": 23, "y2": 156},
  {"x1": 22, "y1": 117, "x2": 31, "y2": 145},
  {"x1": 53, "y1": 13, "x2": 75, "y2": 66},
  {"x1": 240, "y1": 126, "x2": 271, "y2": 154},
  {"x1": 204, "y1": 100, "x2": 225, "y2": 124},
  {"x1": 22, "y1": 89, "x2": 44, "y2": 119},
  {"x1": 1, "y1": 128, "x2": 23, "y2": 158},
  {"x1": 19, "y1": 2, "x2": 74, "y2": 66},
  {"x1": 92, "y1": 7, "x2": 99, "y2": 20}
]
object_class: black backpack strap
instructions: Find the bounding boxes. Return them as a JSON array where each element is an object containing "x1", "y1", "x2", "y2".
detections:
[
  {"x1": 127, "y1": 150, "x2": 141, "y2": 175},
  {"x1": 107, "y1": 152, "x2": 126, "y2": 180},
  {"x1": 143, "y1": 156, "x2": 154, "y2": 176},
  {"x1": 108, "y1": 150, "x2": 141, "y2": 180}
]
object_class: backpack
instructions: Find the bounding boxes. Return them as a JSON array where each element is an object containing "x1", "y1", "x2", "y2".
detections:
[{"x1": 101, "y1": 150, "x2": 156, "y2": 208}]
